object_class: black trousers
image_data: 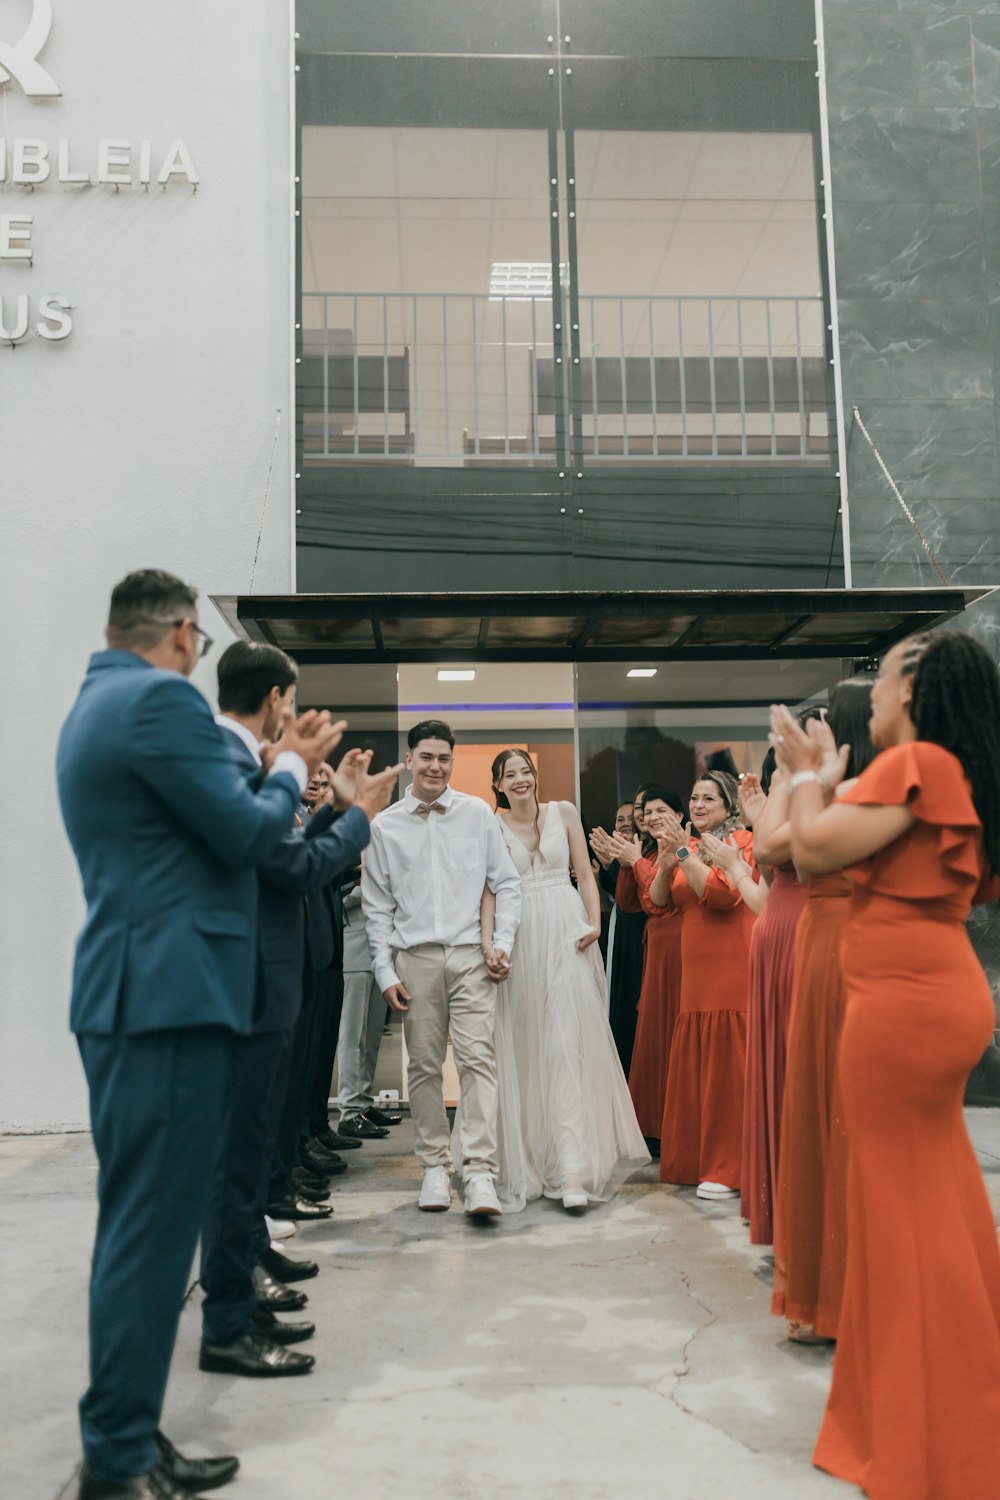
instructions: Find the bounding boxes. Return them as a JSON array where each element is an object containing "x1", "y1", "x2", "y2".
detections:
[
  {"x1": 307, "y1": 963, "x2": 345, "y2": 1141},
  {"x1": 267, "y1": 967, "x2": 319, "y2": 1206},
  {"x1": 200, "y1": 1027, "x2": 289, "y2": 1345},
  {"x1": 78, "y1": 1028, "x2": 234, "y2": 1482}
]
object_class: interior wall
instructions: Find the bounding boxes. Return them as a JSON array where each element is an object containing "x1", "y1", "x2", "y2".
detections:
[{"x1": 0, "y1": 3, "x2": 294, "y2": 1132}]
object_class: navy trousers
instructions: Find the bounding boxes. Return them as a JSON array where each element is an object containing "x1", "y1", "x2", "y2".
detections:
[
  {"x1": 200, "y1": 1027, "x2": 289, "y2": 1346},
  {"x1": 267, "y1": 968, "x2": 318, "y2": 1206},
  {"x1": 77, "y1": 1027, "x2": 234, "y2": 1483}
]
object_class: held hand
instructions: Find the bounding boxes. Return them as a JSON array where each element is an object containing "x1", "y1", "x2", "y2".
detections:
[
  {"x1": 739, "y1": 772, "x2": 768, "y2": 826},
  {"x1": 384, "y1": 981, "x2": 412, "y2": 1013},
  {"x1": 355, "y1": 761, "x2": 406, "y2": 820},
  {"x1": 484, "y1": 948, "x2": 511, "y2": 983},
  {"x1": 279, "y1": 710, "x2": 347, "y2": 776},
  {"x1": 576, "y1": 927, "x2": 601, "y2": 952}
]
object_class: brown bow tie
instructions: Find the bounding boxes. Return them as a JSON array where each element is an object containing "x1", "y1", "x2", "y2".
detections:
[{"x1": 415, "y1": 801, "x2": 446, "y2": 818}]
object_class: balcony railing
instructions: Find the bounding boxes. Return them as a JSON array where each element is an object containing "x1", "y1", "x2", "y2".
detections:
[{"x1": 299, "y1": 292, "x2": 830, "y2": 467}]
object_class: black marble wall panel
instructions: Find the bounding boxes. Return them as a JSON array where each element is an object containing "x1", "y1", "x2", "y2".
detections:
[{"x1": 823, "y1": 0, "x2": 1000, "y2": 1090}]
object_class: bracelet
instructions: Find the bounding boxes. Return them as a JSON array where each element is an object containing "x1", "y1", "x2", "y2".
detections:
[{"x1": 788, "y1": 770, "x2": 823, "y2": 791}]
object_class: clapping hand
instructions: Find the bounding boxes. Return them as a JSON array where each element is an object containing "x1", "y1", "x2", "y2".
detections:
[
  {"x1": 606, "y1": 831, "x2": 642, "y2": 867},
  {"x1": 276, "y1": 709, "x2": 347, "y2": 775},
  {"x1": 769, "y1": 705, "x2": 849, "y2": 791},
  {"x1": 647, "y1": 807, "x2": 688, "y2": 860},
  {"x1": 739, "y1": 772, "x2": 768, "y2": 826},
  {"x1": 589, "y1": 827, "x2": 615, "y2": 868}
]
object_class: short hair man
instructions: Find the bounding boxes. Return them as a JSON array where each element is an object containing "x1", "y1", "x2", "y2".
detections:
[
  {"x1": 199, "y1": 642, "x2": 398, "y2": 1378},
  {"x1": 361, "y1": 720, "x2": 521, "y2": 1216},
  {"x1": 57, "y1": 570, "x2": 339, "y2": 1499}
]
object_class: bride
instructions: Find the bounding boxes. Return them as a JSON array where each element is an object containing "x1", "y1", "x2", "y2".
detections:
[{"x1": 479, "y1": 749, "x2": 649, "y2": 1213}]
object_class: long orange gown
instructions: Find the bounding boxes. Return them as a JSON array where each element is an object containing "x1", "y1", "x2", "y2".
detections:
[
  {"x1": 659, "y1": 829, "x2": 757, "y2": 1188},
  {"x1": 813, "y1": 741, "x2": 1000, "y2": 1500},
  {"x1": 741, "y1": 862, "x2": 808, "y2": 1243},
  {"x1": 770, "y1": 872, "x2": 852, "y2": 1337},
  {"x1": 627, "y1": 855, "x2": 683, "y2": 1140}
]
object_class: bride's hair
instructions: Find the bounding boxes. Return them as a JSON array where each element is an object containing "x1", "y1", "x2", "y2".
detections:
[{"x1": 491, "y1": 748, "x2": 545, "y2": 863}]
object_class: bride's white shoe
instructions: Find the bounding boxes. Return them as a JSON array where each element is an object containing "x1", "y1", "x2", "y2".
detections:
[{"x1": 561, "y1": 1186, "x2": 589, "y2": 1212}]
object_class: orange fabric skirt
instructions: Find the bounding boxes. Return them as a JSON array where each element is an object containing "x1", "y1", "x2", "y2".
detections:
[
  {"x1": 771, "y1": 877, "x2": 851, "y2": 1334},
  {"x1": 628, "y1": 913, "x2": 683, "y2": 1139},
  {"x1": 814, "y1": 899, "x2": 1000, "y2": 1498}
]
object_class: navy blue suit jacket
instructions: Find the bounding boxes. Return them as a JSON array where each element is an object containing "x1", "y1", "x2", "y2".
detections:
[
  {"x1": 57, "y1": 651, "x2": 303, "y2": 1037},
  {"x1": 218, "y1": 727, "x2": 370, "y2": 1031}
]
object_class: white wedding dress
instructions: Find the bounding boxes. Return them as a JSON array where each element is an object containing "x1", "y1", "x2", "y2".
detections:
[{"x1": 488, "y1": 804, "x2": 650, "y2": 1210}]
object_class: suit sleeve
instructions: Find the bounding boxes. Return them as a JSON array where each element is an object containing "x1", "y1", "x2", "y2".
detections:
[
  {"x1": 131, "y1": 675, "x2": 300, "y2": 868},
  {"x1": 257, "y1": 806, "x2": 371, "y2": 893}
]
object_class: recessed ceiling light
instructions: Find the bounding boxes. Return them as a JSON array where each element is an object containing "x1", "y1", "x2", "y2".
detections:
[
  {"x1": 627, "y1": 668, "x2": 657, "y2": 678},
  {"x1": 437, "y1": 670, "x2": 476, "y2": 682}
]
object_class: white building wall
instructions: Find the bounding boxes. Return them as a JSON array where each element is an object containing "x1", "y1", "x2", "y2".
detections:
[{"x1": 0, "y1": 3, "x2": 294, "y2": 1130}]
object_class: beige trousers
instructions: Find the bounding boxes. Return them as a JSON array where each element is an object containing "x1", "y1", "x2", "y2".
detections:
[{"x1": 395, "y1": 943, "x2": 497, "y2": 1182}]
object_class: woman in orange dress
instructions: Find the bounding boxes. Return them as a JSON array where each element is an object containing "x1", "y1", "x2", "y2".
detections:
[
  {"x1": 770, "y1": 677, "x2": 875, "y2": 1343},
  {"x1": 773, "y1": 632, "x2": 1000, "y2": 1500},
  {"x1": 648, "y1": 771, "x2": 759, "y2": 1198},
  {"x1": 738, "y1": 752, "x2": 809, "y2": 1245},
  {"x1": 625, "y1": 787, "x2": 685, "y2": 1144}
]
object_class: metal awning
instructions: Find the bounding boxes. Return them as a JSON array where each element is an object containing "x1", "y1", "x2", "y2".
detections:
[{"x1": 211, "y1": 587, "x2": 995, "y2": 665}]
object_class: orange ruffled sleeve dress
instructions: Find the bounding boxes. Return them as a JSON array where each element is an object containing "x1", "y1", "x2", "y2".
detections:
[
  {"x1": 813, "y1": 741, "x2": 1000, "y2": 1500},
  {"x1": 659, "y1": 829, "x2": 757, "y2": 1189},
  {"x1": 627, "y1": 855, "x2": 684, "y2": 1140}
]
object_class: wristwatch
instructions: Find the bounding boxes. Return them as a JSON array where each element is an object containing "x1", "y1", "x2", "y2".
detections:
[{"x1": 676, "y1": 847, "x2": 691, "y2": 862}]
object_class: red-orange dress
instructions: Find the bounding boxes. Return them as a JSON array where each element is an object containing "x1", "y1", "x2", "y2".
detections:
[
  {"x1": 770, "y1": 872, "x2": 852, "y2": 1337},
  {"x1": 813, "y1": 742, "x2": 1000, "y2": 1500},
  {"x1": 659, "y1": 829, "x2": 757, "y2": 1188},
  {"x1": 741, "y1": 863, "x2": 808, "y2": 1243},
  {"x1": 628, "y1": 856, "x2": 683, "y2": 1139}
]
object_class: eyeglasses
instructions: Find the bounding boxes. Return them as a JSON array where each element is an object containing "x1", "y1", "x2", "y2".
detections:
[{"x1": 174, "y1": 619, "x2": 214, "y2": 659}]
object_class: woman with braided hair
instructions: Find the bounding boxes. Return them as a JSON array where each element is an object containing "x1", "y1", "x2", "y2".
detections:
[{"x1": 771, "y1": 630, "x2": 1000, "y2": 1500}]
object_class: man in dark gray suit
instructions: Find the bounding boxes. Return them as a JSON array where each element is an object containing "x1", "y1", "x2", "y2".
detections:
[{"x1": 57, "y1": 571, "x2": 341, "y2": 1500}]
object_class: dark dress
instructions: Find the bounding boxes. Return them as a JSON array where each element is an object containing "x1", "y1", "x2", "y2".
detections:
[{"x1": 601, "y1": 862, "x2": 647, "y2": 1075}]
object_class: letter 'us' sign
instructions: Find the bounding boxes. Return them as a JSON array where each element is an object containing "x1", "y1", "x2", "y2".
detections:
[{"x1": 0, "y1": 3, "x2": 199, "y2": 344}]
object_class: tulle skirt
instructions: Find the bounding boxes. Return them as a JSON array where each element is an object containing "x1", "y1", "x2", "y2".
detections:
[{"x1": 491, "y1": 871, "x2": 650, "y2": 1210}]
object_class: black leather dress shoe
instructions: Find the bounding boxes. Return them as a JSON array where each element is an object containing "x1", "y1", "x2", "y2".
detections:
[
  {"x1": 78, "y1": 1462, "x2": 194, "y2": 1498},
  {"x1": 364, "y1": 1105, "x2": 403, "y2": 1127},
  {"x1": 319, "y1": 1126, "x2": 362, "y2": 1151},
  {"x1": 266, "y1": 1196, "x2": 334, "y2": 1221},
  {"x1": 253, "y1": 1306, "x2": 316, "y2": 1344},
  {"x1": 338, "y1": 1115, "x2": 389, "y2": 1140},
  {"x1": 154, "y1": 1433, "x2": 239, "y2": 1492},
  {"x1": 252, "y1": 1265, "x2": 308, "y2": 1311},
  {"x1": 301, "y1": 1145, "x2": 346, "y2": 1175},
  {"x1": 292, "y1": 1182, "x2": 332, "y2": 1205},
  {"x1": 199, "y1": 1332, "x2": 315, "y2": 1377},
  {"x1": 258, "y1": 1246, "x2": 319, "y2": 1282},
  {"x1": 292, "y1": 1166, "x2": 330, "y2": 1190}
]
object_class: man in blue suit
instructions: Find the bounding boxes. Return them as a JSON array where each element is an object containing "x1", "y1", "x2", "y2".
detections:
[
  {"x1": 57, "y1": 570, "x2": 342, "y2": 1500},
  {"x1": 199, "y1": 641, "x2": 400, "y2": 1377}
]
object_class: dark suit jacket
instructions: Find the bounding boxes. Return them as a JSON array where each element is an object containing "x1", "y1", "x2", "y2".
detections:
[
  {"x1": 56, "y1": 650, "x2": 304, "y2": 1037},
  {"x1": 218, "y1": 727, "x2": 370, "y2": 1031}
]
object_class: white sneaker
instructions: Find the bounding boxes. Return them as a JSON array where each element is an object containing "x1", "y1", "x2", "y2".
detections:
[
  {"x1": 265, "y1": 1214, "x2": 297, "y2": 1239},
  {"x1": 562, "y1": 1188, "x2": 589, "y2": 1212},
  {"x1": 418, "y1": 1165, "x2": 452, "y2": 1212},
  {"x1": 696, "y1": 1181, "x2": 739, "y2": 1200},
  {"x1": 464, "y1": 1174, "x2": 502, "y2": 1217}
]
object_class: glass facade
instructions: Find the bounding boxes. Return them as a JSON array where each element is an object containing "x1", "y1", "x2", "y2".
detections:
[{"x1": 295, "y1": 1, "x2": 843, "y2": 592}]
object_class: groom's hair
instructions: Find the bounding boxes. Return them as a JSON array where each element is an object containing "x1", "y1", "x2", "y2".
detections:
[{"x1": 407, "y1": 719, "x2": 455, "y2": 751}]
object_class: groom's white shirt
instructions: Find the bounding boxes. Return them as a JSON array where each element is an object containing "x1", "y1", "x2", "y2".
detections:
[{"x1": 361, "y1": 783, "x2": 522, "y2": 994}]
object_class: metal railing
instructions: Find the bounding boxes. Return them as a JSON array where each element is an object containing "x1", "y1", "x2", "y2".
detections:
[{"x1": 299, "y1": 291, "x2": 830, "y2": 467}]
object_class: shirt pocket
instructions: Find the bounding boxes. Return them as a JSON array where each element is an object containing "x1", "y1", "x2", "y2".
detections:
[{"x1": 450, "y1": 838, "x2": 483, "y2": 874}]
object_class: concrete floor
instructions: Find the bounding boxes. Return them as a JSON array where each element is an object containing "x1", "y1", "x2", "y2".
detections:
[{"x1": 5, "y1": 1112, "x2": 1000, "y2": 1500}]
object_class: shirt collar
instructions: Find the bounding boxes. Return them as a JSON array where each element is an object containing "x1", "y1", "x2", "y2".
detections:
[
  {"x1": 215, "y1": 714, "x2": 263, "y2": 766},
  {"x1": 404, "y1": 783, "x2": 455, "y2": 814}
]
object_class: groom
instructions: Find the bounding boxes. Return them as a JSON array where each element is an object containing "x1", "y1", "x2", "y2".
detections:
[{"x1": 362, "y1": 720, "x2": 521, "y2": 1215}]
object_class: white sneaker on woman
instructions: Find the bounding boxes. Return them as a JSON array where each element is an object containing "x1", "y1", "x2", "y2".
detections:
[
  {"x1": 696, "y1": 1181, "x2": 739, "y2": 1200},
  {"x1": 464, "y1": 1175, "x2": 502, "y2": 1216},
  {"x1": 265, "y1": 1214, "x2": 296, "y2": 1240},
  {"x1": 418, "y1": 1166, "x2": 452, "y2": 1212}
]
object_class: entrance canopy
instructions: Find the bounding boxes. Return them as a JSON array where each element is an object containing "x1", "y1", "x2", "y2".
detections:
[{"x1": 211, "y1": 587, "x2": 994, "y2": 666}]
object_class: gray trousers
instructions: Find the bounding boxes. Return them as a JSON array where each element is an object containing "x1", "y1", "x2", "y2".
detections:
[{"x1": 337, "y1": 966, "x2": 384, "y2": 1122}]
